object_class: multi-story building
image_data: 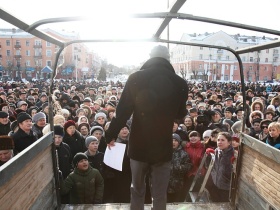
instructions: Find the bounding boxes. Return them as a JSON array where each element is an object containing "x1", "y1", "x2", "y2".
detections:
[
  {"x1": 171, "y1": 31, "x2": 280, "y2": 82},
  {"x1": 0, "y1": 28, "x2": 101, "y2": 81}
]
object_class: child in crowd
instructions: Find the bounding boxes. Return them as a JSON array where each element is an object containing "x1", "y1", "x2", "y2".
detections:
[
  {"x1": 90, "y1": 125, "x2": 107, "y2": 153},
  {"x1": 60, "y1": 153, "x2": 104, "y2": 204},
  {"x1": 167, "y1": 133, "x2": 192, "y2": 202},
  {"x1": 266, "y1": 122, "x2": 280, "y2": 149}
]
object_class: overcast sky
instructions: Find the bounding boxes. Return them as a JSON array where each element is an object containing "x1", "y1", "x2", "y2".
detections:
[{"x1": 1, "y1": 0, "x2": 279, "y2": 67}]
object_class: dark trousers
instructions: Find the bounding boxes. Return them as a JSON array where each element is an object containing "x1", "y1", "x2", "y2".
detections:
[
  {"x1": 206, "y1": 176, "x2": 230, "y2": 202},
  {"x1": 130, "y1": 159, "x2": 171, "y2": 210}
]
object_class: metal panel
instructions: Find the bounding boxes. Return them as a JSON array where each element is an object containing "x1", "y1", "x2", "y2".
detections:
[
  {"x1": 240, "y1": 133, "x2": 280, "y2": 164},
  {"x1": 0, "y1": 132, "x2": 53, "y2": 187}
]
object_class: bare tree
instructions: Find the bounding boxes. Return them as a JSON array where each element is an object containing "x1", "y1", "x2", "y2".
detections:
[{"x1": 180, "y1": 68, "x2": 187, "y2": 80}]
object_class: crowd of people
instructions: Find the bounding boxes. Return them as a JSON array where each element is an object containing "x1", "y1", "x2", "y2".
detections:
[{"x1": 0, "y1": 46, "x2": 280, "y2": 208}]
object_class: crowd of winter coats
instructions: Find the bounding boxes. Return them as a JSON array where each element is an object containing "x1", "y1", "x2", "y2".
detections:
[{"x1": 0, "y1": 79, "x2": 280, "y2": 204}]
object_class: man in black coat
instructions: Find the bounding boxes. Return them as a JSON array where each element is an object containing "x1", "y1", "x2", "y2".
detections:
[
  {"x1": 0, "y1": 111, "x2": 11, "y2": 135},
  {"x1": 105, "y1": 45, "x2": 188, "y2": 210}
]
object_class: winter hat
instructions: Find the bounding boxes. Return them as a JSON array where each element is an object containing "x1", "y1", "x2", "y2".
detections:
[
  {"x1": 85, "y1": 136, "x2": 98, "y2": 148},
  {"x1": 54, "y1": 115, "x2": 65, "y2": 124},
  {"x1": 54, "y1": 125, "x2": 65, "y2": 137},
  {"x1": 0, "y1": 111, "x2": 8, "y2": 118},
  {"x1": 94, "y1": 112, "x2": 107, "y2": 121},
  {"x1": 72, "y1": 152, "x2": 88, "y2": 168},
  {"x1": 76, "y1": 108, "x2": 85, "y2": 116},
  {"x1": 41, "y1": 102, "x2": 49, "y2": 111},
  {"x1": 17, "y1": 112, "x2": 32, "y2": 123},
  {"x1": 203, "y1": 130, "x2": 212, "y2": 138},
  {"x1": 90, "y1": 125, "x2": 104, "y2": 135},
  {"x1": 266, "y1": 105, "x2": 276, "y2": 111},
  {"x1": 32, "y1": 112, "x2": 46, "y2": 123},
  {"x1": 172, "y1": 133, "x2": 182, "y2": 143},
  {"x1": 223, "y1": 119, "x2": 234, "y2": 128},
  {"x1": 17, "y1": 101, "x2": 28, "y2": 108},
  {"x1": 78, "y1": 122, "x2": 90, "y2": 132},
  {"x1": 224, "y1": 107, "x2": 234, "y2": 114},
  {"x1": 64, "y1": 120, "x2": 76, "y2": 131},
  {"x1": 212, "y1": 108, "x2": 223, "y2": 116},
  {"x1": 150, "y1": 45, "x2": 170, "y2": 61},
  {"x1": 0, "y1": 136, "x2": 14, "y2": 150},
  {"x1": 107, "y1": 101, "x2": 116, "y2": 108}
]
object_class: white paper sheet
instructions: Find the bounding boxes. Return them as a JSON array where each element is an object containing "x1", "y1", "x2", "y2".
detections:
[{"x1": 104, "y1": 142, "x2": 126, "y2": 171}]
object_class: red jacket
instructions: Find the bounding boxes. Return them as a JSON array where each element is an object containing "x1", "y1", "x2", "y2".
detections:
[{"x1": 185, "y1": 141, "x2": 205, "y2": 177}]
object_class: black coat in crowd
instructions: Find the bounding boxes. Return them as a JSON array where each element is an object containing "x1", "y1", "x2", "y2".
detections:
[
  {"x1": 106, "y1": 57, "x2": 188, "y2": 164},
  {"x1": 13, "y1": 128, "x2": 38, "y2": 154},
  {"x1": 63, "y1": 130, "x2": 86, "y2": 157}
]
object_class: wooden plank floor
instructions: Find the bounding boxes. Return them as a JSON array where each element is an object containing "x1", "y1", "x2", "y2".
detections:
[{"x1": 62, "y1": 203, "x2": 233, "y2": 210}]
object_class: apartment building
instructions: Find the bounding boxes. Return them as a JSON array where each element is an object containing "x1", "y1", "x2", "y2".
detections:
[
  {"x1": 170, "y1": 31, "x2": 280, "y2": 82},
  {"x1": 0, "y1": 28, "x2": 101, "y2": 81}
]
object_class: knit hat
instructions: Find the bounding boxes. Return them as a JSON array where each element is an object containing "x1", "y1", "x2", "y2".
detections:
[
  {"x1": 90, "y1": 125, "x2": 104, "y2": 135},
  {"x1": 72, "y1": 152, "x2": 88, "y2": 168},
  {"x1": 17, "y1": 101, "x2": 28, "y2": 108},
  {"x1": 203, "y1": 130, "x2": 212, "y2": 138},
  {"x1": 150, "y1": 45, "x2": 170, "y2": 61},
  {"x1": 0, "y1": 111, "x2": 8, "y2": 118},
  {"x1": 224, "y1": 107, "x2": 234, "y2": 114},
  {"x1": 32, "y1": 112, "x2": 46, "y2": 123},
  {"x1": 94, "y1": 112, "x2": 107, "y2": 121},
  {"x1": 78, "y1": 122, "x2": 90, "y2": 132},
  {"x1": 223, "y1": 119, "x2": 234, "y2": 128},
  {"x1": 64, "y1": 120, "x2": 76, "y2": 131},
  {"x1": 54, "y1": 125, "x2": 64, "y2": 137},
  {"x1": 76, "y1": 108, "x2": 85, "y2": 116},
  {"x1": 41, "y1": 102, "x2": 49, "y2": 111},
  {"x1": 0, "y1": 136, "x2": 14, "y2": 150},
  {"x1": 172, "y1": 133, "x2": 182, "y2": 142},
  {"x1": 212, "y1": 108, "x2": 223, "y2": 116},
  {"x1": 17, "y1": 112, "x2": 32, "y2": 123},
  {"x1": 54, "y1": 115, "x2": 65, "y2": 124},
  {"x1": 85, "y1": 136, "x2": 98, "y2": 148}
]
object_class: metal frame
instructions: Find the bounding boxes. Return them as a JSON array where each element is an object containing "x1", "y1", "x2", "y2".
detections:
[{"x1": 1, "y1": 1, "x2": 280, "y2": 207}]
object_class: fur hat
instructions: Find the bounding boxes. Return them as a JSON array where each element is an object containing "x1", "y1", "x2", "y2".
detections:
[
  {"x1": 54, "y1": 115, "x2": 65, "y2": 124},
  {"x1": 54, "y1": 125, "x2": 64, "y2": 137},
  {"x1": 76, "y1": 108, "x2": 85, "y2": 116},
  {"x1": 150, "y1": 45, "x2": 170, "y2": 61},
  {"x1": 90, "y1": 125, "x2": 104, "y2": 136},
  {"x1": 64, "y1": 120, "x2": 76, "y2": 131},
  {"x1": 17, "y1": 112, "x2": 32, "y2": 124},
  {"x1": 94, "y1": 112, "x2": 107, "y2": 121},
  {"x1": 32, "y1": 112, "x2": 46, "y2": 123},
  {"x1": 203, "y1": 130, "x2": 212, "y2": 138},
  {"x1": 266, "y1": 105, "x2": 276, "y2": 111},
  {"x1": 78, "y1": 122, "x2": 90, "y2": 132},
  {"x1": 0, "y1": 136, "x2": 14, "y2": 150},
  {"x1": 85, "y1": 136, "x2": 98, "y2": 148},
  {"x1": 72, "y1": 152, "x2": 88, "y2": 168},
  {"x1": 172, "y1": 133, "x2": 182, "y2": 142},
  {"x1": 0, "y1": 111, "x2": 8, "y2": 118}
]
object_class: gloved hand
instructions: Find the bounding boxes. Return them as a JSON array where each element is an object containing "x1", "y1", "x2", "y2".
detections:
[{"x1": 205, "y1": 148, "x2": 215, "y2": 155}]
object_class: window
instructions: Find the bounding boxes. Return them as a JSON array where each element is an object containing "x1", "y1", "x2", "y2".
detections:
[
  {"x1": 226, "y1": 56, "x2": 229, "y2": 60},
  {"x1": 46, "y1": 50, "x2": 52, "y2": 57},
  {"x1": 46, "y1": 42, "x2": 51, "y2": 47},
  {"x1": 6, "y1": 40, "x2": 10, "y2": 46},
  {"x1": 249, "y1": 66, "x2": 253, "y2": 70},
  {"x1": 26, "y1": 71, "x2": 32, "y2": 77},
  {"x1": 47, "y1": 60, "x2": 52, "y2": 67},
  {"x1": 225, "y1": 65, "x2": 228, "y2": 70},
  {"x1": 35, "y1": 40, "x2": 41, "y2": 45},
  {"x1": 242, "y1": 56, "x2": 246, "y2": 62},
  {"x1": 16, "y1": 50, "x2": 20, "y2": 55},
  {"x1": 224, "y1": 75, "x2": 229, "y2": 81},
  {"x1": 217, "y1": 56, "x2": 221, "y2": 60},
  {"x1": 209, "y1": 54, "x2": 212, "y2": 59},
  {"x1": 200, "y1": 47, "x2": 203, "y2": 50},
  {"x1": 6, "y1": 50, "x2": 11, "y2": 56},
  {"x1": 26, "y1": 50, "x2": 30, "y2": 56},
  {"x1": 263, "y1": 76, "x2": 268, "y2": 81},
  {"x1": 26, "y1": 60, "x2": 30, "y2": 66},
  {"x1": 16, "y1": 60, "x2": 20, "y2": 66},
  {"x1": 265, "y1": 58, "x2": 268, "y2": 62},
  {"x1": 199, "y1": 64, "x2": 202, "y2": 69},
  {"x1": 250, "y1": 57, "x2": 253, "y2": 62},
  {"x1": 264, "y1": 66, "x2": 267, "y2": 71},
  {"x1": 199, "y1": 54, "x2": 203, "y2": 60},
  {"x1": 16, "y1": 40, "x2": 20, "y2": 45},
  {"x1": 266, "y1": 49, "x2": 269, "y2": 53},
  {"x1": 26, "y1": 40, "x2": 30, "y2": 46}
]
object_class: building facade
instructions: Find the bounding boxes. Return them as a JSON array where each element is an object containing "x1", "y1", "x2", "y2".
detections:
[
  {"x1": 170, "y1": 31, "x2": 280, "y2": 82},
  {"x1": 0, "y1": 28, "x2": 101, "y2": 81}
]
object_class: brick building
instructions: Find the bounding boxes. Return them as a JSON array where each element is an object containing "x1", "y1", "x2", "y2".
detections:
[
  {"x1": 171, "y1": 31, "x2": 280, "y2": 82},
  {"x1": 0, "y1": 28, "x2": 101, "y2": 81}
]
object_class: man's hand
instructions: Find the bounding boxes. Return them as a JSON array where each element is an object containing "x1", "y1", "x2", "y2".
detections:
[{"x1": 107, "y1": 139, "x2": 115, "y2": 150}]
